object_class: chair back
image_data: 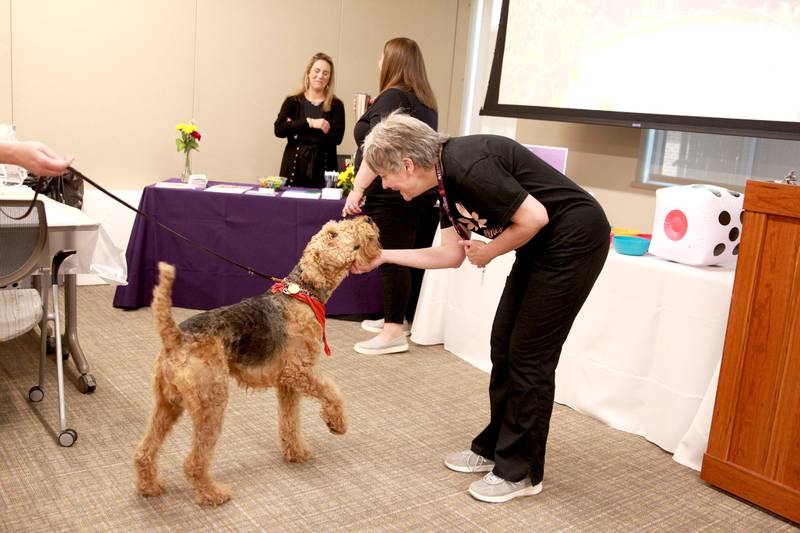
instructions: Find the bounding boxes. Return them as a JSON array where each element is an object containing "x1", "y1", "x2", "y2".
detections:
[{"x1": 0, "y1": 199, "x2": 48, "y2": 286}]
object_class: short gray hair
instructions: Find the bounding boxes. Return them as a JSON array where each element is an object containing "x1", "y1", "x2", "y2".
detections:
[{"x1": 363, "y1": 111, "x2": 449, "y2": 174}]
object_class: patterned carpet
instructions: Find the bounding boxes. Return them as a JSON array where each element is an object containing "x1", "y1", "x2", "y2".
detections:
[{"x1": 0, "y1": 285, "x2": 795, "y2": 532}]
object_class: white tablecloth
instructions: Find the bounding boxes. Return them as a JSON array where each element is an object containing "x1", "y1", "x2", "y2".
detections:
[{"x1": 411, "y1": 244, "x2": 735, "y2": 471}]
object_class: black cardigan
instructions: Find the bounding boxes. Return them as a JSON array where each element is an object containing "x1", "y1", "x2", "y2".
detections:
[{"x1": 274, "y1": 95, "x2": 345, "y2": 188}]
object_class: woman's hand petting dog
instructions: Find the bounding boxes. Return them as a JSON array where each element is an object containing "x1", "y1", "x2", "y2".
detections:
[{"x1": 351, "y1": 251, "x2": 383, "y2": 274}]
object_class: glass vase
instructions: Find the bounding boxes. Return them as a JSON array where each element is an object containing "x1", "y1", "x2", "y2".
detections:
[{"x1": 180, "y1": 151, "x2": 192, "y2": 183}]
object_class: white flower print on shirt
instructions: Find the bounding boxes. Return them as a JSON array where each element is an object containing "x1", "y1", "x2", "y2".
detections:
[{"x1": 456, "y1": 202, "x2": 487, "y2": 232}]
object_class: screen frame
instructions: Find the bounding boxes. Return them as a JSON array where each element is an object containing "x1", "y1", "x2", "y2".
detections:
[{"x1": 480, "y1": 0, "x2": 800, "y2": 141}]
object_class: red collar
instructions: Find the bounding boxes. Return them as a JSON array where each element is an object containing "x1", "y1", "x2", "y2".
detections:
[{"x1": 270, "y1": 282, "x2": 330, "y2": 356}]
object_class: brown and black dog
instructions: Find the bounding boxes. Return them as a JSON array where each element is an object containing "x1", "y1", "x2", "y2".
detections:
[{"x1": 134, "y1": 216, "x2": 380, "y2": 505}]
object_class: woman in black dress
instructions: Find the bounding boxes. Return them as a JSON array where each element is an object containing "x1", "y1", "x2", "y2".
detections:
[
  {"x1": 342, "y1": 37, "x2": 438, "y2": 356},
  {"x1": 274, "y1": 52, "x2": 345, "y2": 188},
  {"x1": 355, "y1": 112, "x2": 610, "y2": 504}
]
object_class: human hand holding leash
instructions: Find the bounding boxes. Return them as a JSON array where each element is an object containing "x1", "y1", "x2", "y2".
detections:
[{"x1": 0, "y1": 141, "x2": 74, "y2": 176}]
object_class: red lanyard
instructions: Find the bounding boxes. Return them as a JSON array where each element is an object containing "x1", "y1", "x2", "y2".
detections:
[{"x1": 434, "y1": 153, "x2": 469, "y2": 240}]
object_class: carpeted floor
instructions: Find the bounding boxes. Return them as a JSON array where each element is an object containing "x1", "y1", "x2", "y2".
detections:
[{"x1": 0, "y1": 285, "x2": 796, "y2": 532}]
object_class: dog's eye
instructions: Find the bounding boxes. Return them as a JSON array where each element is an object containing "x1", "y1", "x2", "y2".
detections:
[{"x1": 328, "y1": 231, "x2": 337, "y2": 239}]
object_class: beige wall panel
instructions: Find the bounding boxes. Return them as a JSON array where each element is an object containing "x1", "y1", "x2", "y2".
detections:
[
  {"x1": 515, "y1": 118, "x2": 657, "y2": 229},
  {"x1": 193, "y1": 0, "x2": 341, "y2": 181},
  {"x1": 336, "y1": 0, "x2": 461, "y2": 160},
  {"x1": 0, "y1": 0, "x2": 11, "y2": 123},
  {"x1": 12, "y1": 0, "x2": 195, "y2": 187},
  {"x1": 444, "y1": 0, "x2": 470, "y2": 136}
]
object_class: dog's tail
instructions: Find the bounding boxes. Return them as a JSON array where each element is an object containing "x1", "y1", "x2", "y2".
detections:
[{"x1": 152, "y1": 262, "x2": 183, "y2": 352}]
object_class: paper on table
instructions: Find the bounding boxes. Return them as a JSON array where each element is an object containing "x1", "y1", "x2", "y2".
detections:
[
  {"x1": 321, "y1": 187, "x2": 343, "y2": 200},
  {"x1": 281, "y1": 190, "x2": 321, "y2": 199},
  {"x1": 205, "y1": 184, "x2": 252, "y2": 194},
  {"x1": 245, "y1": 188, "x2": 278, "y2": 196},
  {"x1": 155, "y1": 182, "x2": 191, "y2": 189}
]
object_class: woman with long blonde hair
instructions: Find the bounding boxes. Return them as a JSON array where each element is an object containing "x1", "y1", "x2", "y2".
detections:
[
  {"x1": 342, "y1": 37, "x2": 438, "y2": 355},
  {"x1": 274, "y1": 52, "x2": 345, "y2": 188}
]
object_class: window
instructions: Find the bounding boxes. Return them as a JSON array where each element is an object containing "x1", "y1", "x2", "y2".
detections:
[{"x1": 637, "y1": 130, "x2": 800, "y2": 191}]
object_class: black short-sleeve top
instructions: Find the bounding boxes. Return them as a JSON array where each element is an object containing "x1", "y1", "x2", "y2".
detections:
[
  {"x1": 354, "y1": 87, "x2": 438, "y2": 211},
  {"x1": 439, "y1": 135, "x2": 610, "y2": 259}
]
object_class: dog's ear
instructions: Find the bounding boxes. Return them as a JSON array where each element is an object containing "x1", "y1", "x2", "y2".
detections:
[{"x1": 353, "y1": 218, "x2": 381, "y2": 259}]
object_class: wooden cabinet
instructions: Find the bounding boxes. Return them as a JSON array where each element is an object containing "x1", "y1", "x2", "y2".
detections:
[{"x1": 701, "y1": 181, "x2": 800, "y2": 524}]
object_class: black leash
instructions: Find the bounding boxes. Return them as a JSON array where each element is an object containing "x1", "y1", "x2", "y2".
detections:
[
  {"x1": 69, "y1": 167, "x2": 282, "y2": 283},
  {"x1": 5, "y1": 168, "x2": 282, "y2": 284}
]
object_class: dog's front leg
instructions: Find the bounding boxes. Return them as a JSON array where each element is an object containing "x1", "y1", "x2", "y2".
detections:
[
  {"x1": 282, "y1": 369, "x2": 348, "y2": 436},
  {"x1": 276, "y1": 383, "x2": 312, "y2": 462}
]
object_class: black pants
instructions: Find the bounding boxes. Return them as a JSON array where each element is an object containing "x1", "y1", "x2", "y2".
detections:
[
  {"x1": 369, "y1": 208, "x2": 438, "y2": 324},
  {"x1": 470, "y1": 243, "x2": 609, "y2": 484}
]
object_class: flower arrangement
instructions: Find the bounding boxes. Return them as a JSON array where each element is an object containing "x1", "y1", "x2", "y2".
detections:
[
  {"x1": 175, "y1": 121, "x2": 201, "y2": 181},
  {"x1": 337, "y1": 160, "x2": 355, "y2": 192}
]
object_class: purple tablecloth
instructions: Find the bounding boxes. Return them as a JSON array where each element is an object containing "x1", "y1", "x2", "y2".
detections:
[{"x1": 113, "y1": 182, "x2": 383, "y2": 315}]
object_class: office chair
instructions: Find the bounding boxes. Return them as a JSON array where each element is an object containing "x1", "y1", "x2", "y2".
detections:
[{"x1": 0, "y1": 198, "x2": 78, "y2": 447}]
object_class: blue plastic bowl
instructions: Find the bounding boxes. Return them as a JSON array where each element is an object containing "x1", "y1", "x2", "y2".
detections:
[{"x1": 613, "y1": 235, "x2": 650, "y2": 256}]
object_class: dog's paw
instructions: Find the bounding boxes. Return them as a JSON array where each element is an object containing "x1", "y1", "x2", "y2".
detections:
[
  {"x1": 322, "y1": 405, "x2": 347, "y2": 435},
  {"x1": 324, "y1": 414, "x2": 347, "y2": 435},
  {"x1": 136, "y1": 477, "x2": 166, "y2": 497},
  {"x1": 283, "y1": 442, "x2": 312, "y2": 463},
  {"x1": 196, "y1": 482, "x2": 233, "y2": 506}
]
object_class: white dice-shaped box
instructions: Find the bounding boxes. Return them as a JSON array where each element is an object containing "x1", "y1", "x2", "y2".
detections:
[{"x1": 649, "y1": 184, "x2": 744, "y2": 266}]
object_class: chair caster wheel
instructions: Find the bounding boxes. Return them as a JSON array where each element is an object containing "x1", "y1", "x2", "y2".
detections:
[
  {"x1": 78, "y1": 374, "x2": 96, "y2": 394},
  {"x1": 58, "y1": 428, "x2": 77, "y2": 447},
  {"x1": 28, "y1": 386, "x2": 44, "y2": 402}
]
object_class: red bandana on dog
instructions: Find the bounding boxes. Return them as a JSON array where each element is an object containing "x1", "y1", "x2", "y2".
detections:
[{"x1": 270, "y1": 282, "x2": 331, "y2": 356}]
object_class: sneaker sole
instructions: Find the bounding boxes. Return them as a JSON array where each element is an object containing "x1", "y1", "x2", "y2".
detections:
[
  {"x1": 468, "y1": 482, "x2": 543, "y2": 503},
  {"x1": 444, "y1": 460, "x2": 494, "y2": 473},
  {"x1": 354, "y1": 343, "x2": 409, "y2": 355}
]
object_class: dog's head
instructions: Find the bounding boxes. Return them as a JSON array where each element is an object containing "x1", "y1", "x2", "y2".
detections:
[{"x1": 297, "y1": 216, "x2": 381, "y2": 295}]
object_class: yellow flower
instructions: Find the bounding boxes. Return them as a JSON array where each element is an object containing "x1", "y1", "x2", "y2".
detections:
[
  {"x1": 175, "y1": 122, "x2": 197, "y2": 134},
  {"x1": 336, "y1": 164, "x2": 355, "y2": 192}
]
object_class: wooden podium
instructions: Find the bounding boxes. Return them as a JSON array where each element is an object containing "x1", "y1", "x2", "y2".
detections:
[{"x1": 701, "y1": 180, "x2": 800, "y2": 524}]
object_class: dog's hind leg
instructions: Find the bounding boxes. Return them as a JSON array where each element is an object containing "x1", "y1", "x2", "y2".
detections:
[
  {"x1": 276, "y1": 383, "x2": 312, "y2": 462},
  {"x1": 282, "y1": 369, "x2": 347, "y2": 436},
  {"x1": 134, "y1": 367, "x2": 184, "y2": 497},
  {"x1": 182, "y1": 369, "x2": 232, "y2": 506}
]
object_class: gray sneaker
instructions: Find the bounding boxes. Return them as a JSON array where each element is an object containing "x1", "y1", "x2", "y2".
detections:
[
  {"x1": 444, "y1": 450, "x2": 495, "y2": 473},
  {"x1": 468, "y1": 472, "x2": 543, "y2": 503},
  {"x1": 354, "y1": 334, "x2": 408, "y2": 355},
  {"x1": 361, "y1": 318, "x2": 411, "y2": 336}
]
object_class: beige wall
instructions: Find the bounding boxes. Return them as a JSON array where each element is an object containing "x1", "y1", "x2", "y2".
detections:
[
  {"x1": 3, "y1": 0, "x2": 468, "y2": 187},
  {"x1": 2, "y1": 0, "x2": 655, "y2": 228},
  {"x1": 515, "y1": 119, "x2": 657, "y2": 230}
]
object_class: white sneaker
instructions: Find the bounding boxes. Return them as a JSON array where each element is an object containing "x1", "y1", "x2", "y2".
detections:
[
  {"x1": 444, "y1": 450, "x2": 495, "y2": 473},
  {"x1": 360, "y1": 318, "x2": 411, "y2": 336},
  {"x1": 468, "y1": 472, "x2": 543, "y2": 503},
  {"x1": 354, "y1": 334, "x2": 408, "y2": 355}
]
